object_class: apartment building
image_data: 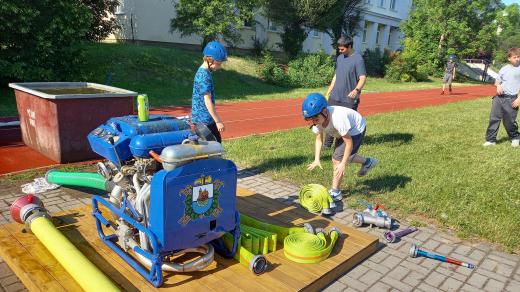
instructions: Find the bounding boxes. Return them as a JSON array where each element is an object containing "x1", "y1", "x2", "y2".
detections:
[{"x1": 110, "y1": 0, "x2": 412, "y2": 54}]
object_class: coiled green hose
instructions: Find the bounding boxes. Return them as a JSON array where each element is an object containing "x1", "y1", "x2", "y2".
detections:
[
  {"x1": 284, "y1": 228, "x2": 340, "y2": 264},
  {"x1": 299, "y1": 184, "x2": 333, "y2": 214},
  {"x1": 239, "y1": 214, "x2": 341, "y2": 264},
  {"x1": 46, "y1": 170, "x2": 112, "y2": 191}
]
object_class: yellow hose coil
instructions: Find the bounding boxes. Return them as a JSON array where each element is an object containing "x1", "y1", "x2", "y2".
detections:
[
  {"x1": 284, "y1": 228, "x2": 340, "y2": 264},
  {"x1": 239, "y1": 214, "x2": 341, "y2": 264},
  {"x1": 30, "y1": 216, "x2": 119, "y2": 291},
  {"x1": 299, "y1": 184, "x2": 333, "y2": 214}
]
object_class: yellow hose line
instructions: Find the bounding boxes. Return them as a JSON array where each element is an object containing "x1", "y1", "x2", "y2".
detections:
[
  {"x1": 30, "y1": 216, "x2": 119, "y2": 292},
  {"x1": 240, "y1": 214, "x2": 306, "y2": 245},
  {"x1": 284, "y1": 229, "x2": 340, "y2": 264},
  {"x1": 299, "y1": 184, "x2": 332, "y2": 213}
]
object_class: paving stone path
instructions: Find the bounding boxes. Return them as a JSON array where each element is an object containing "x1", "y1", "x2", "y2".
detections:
[{"x1": 0, "y1": 169, "x2": 519, "y2": 291}]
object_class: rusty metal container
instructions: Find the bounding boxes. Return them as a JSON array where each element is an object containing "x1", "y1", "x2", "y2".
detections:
[{"x1": 9, "y1": 82, "x2": 137, "y2": 163}]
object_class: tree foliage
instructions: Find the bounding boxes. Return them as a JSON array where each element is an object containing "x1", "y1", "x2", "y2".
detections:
[
  {"x1": 0, "y1": 0, "x2": 91, "y2": 83},
  {"x1": 170, "y1": 0, "x2": 258, "y2": 48},
  {"x1": 393, "y1": 0, "x2": 503, "y2": 78},
  {"x1": 80, "y1": 0, "x2": 120, "y2": 41},
  {"x1": 312, "y1": 0, "x2": 364, "y2": 48},
  {"x1": 263, "y1": 0, "x2": 362, "y2": 58},
  {"x1": 495, "y1": 4, "x2": 520, "y2": 63}
]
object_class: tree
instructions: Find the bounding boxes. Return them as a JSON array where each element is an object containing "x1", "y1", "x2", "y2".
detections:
[
  {"x1": 312, "y1": 0, "x2": 364, "y2": 49},
  {"x1": 401, "y1": 0, "x2": 503, "y2": 71},
  {"x1": 263, "y1": 0, "x2": 363, "y2": 58},
  {"x1": 0, "y1": 0, "x2": 91, "y2": 83},
  {"x1": 495, "y1": 3, "x2": 520, "y2": 63},
  {"x1": 81, "y1": 0, "x2": 120, "y2": 41},
  {"x1": 170, "y1": 0, "x2": 258, "y2": 48}
]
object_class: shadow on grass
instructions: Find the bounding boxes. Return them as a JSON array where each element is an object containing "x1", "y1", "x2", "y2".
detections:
[
  {"x1": 351, "y1": 174, "x2": 412, "y2": 195},
  {"x1": 364, "y1": 132, "x2": 414, "y2": 146},
  {"x1": 249, "y1": 154, "x2": 331, "y2": 173}
]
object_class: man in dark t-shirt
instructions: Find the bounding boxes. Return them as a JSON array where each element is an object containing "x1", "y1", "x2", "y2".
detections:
[{"x1": 323, "y1": 36, "x2": 367, "y2": 148}]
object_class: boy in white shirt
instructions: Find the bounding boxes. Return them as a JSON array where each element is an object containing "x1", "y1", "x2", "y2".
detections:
[{"x1": 302, "y1": 93, "x2": 378, "y2": 201}]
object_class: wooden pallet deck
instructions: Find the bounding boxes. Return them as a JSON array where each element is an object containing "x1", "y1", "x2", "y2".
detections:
[{"x1": 0, "y1": 187, "x2": 378, "y2": 291}]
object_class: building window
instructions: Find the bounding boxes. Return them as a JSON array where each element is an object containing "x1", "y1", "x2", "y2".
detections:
[
  {"x1": 362, "y1": 22, "x2": 369, "y2": 43},
  {"x1": 378, "y1": 0, "x2": 385, "y2": 8},
  {"x1": 311, "y1": 29, "x2": 320, "y2": 38},
  {"x1": 390, "y1": 0, "x2": 396, "y2": 10},
  {"x1": 267, "y1": 19, "x2": 279, "y2": 32},
  {"x1": 115, "y1": 1, "x2": 124, "y2": 15},
  {"x1": 365, "y1": 0, "x2": 371, "y2": 4},
  {"x1": 243, "y1": 17, "x2": 254, "y2": 28},
  {"x1": 376, "y1": 25, "x2": 381, "y2": 47}
]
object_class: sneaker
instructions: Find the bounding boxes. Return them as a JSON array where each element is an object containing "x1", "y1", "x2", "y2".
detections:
[
  {"x1": 329, "y1": 189, "x2": 343, "y2": 201},
  {"x1": 358, "y1": 157, "x2": 378, "y2": 177},
  {"x1": 512, "y1": 139, "x2": 520, "y2": 148},
  {"x1": 441, "y1": 91, "x2": 445, "y2": 95},
  {"x1": 482, "y1": 141, "x2": 496, "y2": 147}
]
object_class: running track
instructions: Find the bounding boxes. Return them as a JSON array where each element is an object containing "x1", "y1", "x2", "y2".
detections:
[{"x1": 0, "y1": 85, "x2": 496, "y2": 175}]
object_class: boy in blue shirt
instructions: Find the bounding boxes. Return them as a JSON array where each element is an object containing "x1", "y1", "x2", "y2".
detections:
[
  {"x1": 191, "y1": 41, "x2": 227, "y2": 143},
  {"x1": 483, "y1": 48, "x2": 520, "y2": 147}
]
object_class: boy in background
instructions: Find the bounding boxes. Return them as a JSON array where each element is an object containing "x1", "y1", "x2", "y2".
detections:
[
  {"x1": 441, "y1": 55, "x2": 457, "y2": 95},
  {"x1": 483, "y1": 48, "x2": 520, "y2": 147}
]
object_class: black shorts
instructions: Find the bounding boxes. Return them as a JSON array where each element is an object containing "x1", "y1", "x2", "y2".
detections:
[
  {"x1": 204, "y1": 122, "x2": 222, "y2": 143},
  {"x1": 332, "y1": 129, "x2": 366, "y2": 161}
]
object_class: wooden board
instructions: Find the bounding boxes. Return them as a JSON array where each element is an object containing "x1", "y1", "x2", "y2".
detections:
[{"x1": 0, "y1": 187, "x2": 378, "y2": 291}]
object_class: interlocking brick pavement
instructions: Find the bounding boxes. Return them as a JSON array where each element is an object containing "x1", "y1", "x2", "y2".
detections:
[{"x1": 0, "y1": 169, "x2": 518, "y2": 291}]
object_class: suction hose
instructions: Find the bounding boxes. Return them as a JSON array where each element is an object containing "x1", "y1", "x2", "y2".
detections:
[
  {"x1": 10, "y1": 195, "x2": 119, "y2": 292},
  {"x1": 299, "y1": 184, "x2": 334, "y2": 215},
  {"x1": 46, "y1": 170, "x2": 113, "y2": 192}
]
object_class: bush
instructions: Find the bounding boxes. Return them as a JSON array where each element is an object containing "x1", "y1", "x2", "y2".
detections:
[
  {"x1": 385, "y1": 38, "x2": 430, "y2": 82},
  {"x1": 251, "y1": 36, "x2": 268, "y2": 58},
  {"x1": 0, "y1": 1, "x2": 92, "y2": 83},
  {"x1": 286, "y1": 52, "x2": 335, "y2": 87},
  {"x1": 257, "y1": 51, "x2": 287, "y2": 85},
  {"x1": 363, "y1": 48, "x2": 392, "y2": 77}
]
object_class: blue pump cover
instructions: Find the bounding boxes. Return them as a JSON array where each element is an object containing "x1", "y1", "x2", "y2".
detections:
[
  {"x1": 88, "y1": 115, "x2": 192, "y2": 166},
  {"x1": 149, "y1": 158, "x2": 237, "y2": 251},
  {"x1": 129, "y1": 131, "x2": 191, "y2": 158}
]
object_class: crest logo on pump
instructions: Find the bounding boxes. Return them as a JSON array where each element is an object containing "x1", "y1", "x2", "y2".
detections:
[{"x1": 178, "y1": 175, "x2": 224, "y2": 225}]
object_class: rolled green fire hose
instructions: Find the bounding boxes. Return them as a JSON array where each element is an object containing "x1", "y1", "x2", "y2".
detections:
[
  {"x1": 239, "y1": 214, "x2": 341, "y2": 264},
  {"x1": 223, "y1": 232, "x2": 268, "y2": 275},
  {"x1": 284, "y1": 227, "x2": 341, "y2": 264},
  {"x1": 299, "y1": 184, "x2": 334, "y2": 215},
  {"x1": 46, "y1": 170, "x2": 113, "y2": 191}
]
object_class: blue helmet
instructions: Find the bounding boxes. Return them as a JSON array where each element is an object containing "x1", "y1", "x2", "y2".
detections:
[
  {"x1": 302, "y1": 93, "x2": 328, "y2": 119},
  {"x1": 203, "y1": 41, "x2": 228, "y2": 62}
]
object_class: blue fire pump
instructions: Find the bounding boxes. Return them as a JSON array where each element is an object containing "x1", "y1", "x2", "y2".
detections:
[{"x1": 88, "y1": 115, "x2": 240, "y2": 287}]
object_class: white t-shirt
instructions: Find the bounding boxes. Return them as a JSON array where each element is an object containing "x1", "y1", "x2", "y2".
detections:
[{"x1": 313, "y1": 106, "x2": 365, "y2": 137}]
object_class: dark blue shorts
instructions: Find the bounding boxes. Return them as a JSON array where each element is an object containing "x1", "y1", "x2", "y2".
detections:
[{"x1": 332, "y1": 129, "x2": 366, "y2": 161}]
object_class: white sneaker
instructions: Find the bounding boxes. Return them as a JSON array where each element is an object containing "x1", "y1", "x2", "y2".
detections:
[
  {"x1": 358, "y1": 157, "x2": 378, "y2": 177},
  {"x1": 329, "y1": 189, "x2": 343, "y2": 201},
  {"x1": 482, "y1": 141, "x2": 496, "y2": 147},
  {"x1": 512, "y1": 139, "x2": 520, "y2": 148}
]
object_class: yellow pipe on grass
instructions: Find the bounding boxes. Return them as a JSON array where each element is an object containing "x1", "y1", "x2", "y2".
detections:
[{"x1": 30, "y1": 216, "x2": 119, "y2": 292}]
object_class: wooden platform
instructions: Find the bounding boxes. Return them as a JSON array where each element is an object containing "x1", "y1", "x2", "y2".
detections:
[{"x1": 0, "y1": 188, "x2": 378, "y2": 291}]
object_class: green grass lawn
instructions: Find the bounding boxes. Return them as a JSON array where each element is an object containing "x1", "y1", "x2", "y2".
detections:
[
  {"x1": 224, "y1": 97, "x2": 520, "y2": 252},
  {"x1": 0, "y1": 42, "x2": 481, "y2": 117}
]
